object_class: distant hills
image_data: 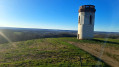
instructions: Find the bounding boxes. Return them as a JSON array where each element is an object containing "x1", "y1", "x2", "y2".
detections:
[
  {"x1": 0, "y1": 27, "x2": 119, "y2": 44},
  {"x1": 0, "y1": 27, "x2": 119, "y2": 34},
  {"x1": 0, "y1": 27, "x2": 77, "y2": 32}
]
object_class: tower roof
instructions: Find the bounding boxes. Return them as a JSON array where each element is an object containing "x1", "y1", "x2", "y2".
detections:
[{"x1": 79, "y1": 5, "x2": 96, "y2": 12}]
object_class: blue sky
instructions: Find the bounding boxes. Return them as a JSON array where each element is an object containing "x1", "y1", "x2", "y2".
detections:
[{"x1": 0, "y1": 0, "x2": 119, "y2": 32}]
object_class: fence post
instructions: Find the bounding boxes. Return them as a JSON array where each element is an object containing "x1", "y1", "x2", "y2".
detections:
[{"x1": 80, "y1": 56, "x2": 82, "y2": 67}]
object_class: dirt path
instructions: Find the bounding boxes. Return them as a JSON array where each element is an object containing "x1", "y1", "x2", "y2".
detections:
[{"x1": 69, "y1": 42, "x2": 119, "y2": 67}]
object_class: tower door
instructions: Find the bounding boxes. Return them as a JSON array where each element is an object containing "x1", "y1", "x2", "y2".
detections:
[{"x1": 77, "y1": 34, "x2": 80, "y2": 39}]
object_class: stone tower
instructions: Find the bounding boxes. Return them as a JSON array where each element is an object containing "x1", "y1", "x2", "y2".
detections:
[{"x1": 77, "y1": 5, "x2": 96, "y2": 39}]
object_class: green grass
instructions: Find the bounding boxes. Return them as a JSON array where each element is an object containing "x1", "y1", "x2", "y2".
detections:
[
  {"x1": 0, "y1": 37, "x2": 111, "y2": 67},
  {"x1": 58, "y1": 37, "x2": 119, "y2": 48},
  {"x1": 95, "y1": 38, "x2": 119, "y2": 43}
]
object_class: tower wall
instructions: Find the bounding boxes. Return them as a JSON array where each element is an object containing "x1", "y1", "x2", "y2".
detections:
[{"x1": 77, "y1": 5, "x2": 96, "y2": 39}]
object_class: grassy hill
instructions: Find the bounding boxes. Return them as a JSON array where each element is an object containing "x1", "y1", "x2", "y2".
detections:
[{"x1": 0, "y1": 37, "x2": 111, "y2": 67}]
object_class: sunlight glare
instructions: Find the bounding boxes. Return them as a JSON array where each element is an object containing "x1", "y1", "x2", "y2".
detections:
[{"x1": 0, "y1": 31, "x2": 17, "y2": 48}]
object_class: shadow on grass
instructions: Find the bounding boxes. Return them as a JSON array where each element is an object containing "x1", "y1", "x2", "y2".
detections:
[
  {"x1": 91, "y1": 54, "x2": 111, "y2": 67},
  {"x1": 78, "y1": 49, "x2": 111, "y2": 67},
  {"x1": 90, "y1": 39, "x2": 119, "y2": 45}
]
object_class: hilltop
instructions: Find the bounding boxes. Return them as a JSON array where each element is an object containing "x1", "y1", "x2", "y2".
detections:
[{"x1": 0, "y1": 37, "x2": 111, "y2": 67}]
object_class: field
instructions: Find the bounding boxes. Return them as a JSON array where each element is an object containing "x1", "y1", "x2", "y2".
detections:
[
  {"x1": 68, "y1": 38, "x2": 119, "y2": 67},
  {"x1": 0, "y1": 37, "x2": 111, "y2": 67}
]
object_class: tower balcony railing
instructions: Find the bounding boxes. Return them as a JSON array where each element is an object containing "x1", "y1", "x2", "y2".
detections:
[{"x1": 79, "y1": 5, "x2": 96, "y2": 12}]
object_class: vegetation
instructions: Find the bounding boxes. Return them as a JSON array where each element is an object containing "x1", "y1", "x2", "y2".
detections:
[
  {"x1": 62, "y1": 37, "x2": 119, "y2": 67},
  {"x1": 0, "y1": 28, "x2": 119, "y2": 67},
  {"x1": 57, "y1": 37, "x2": 119, "y2": 48},
  {"x1": 0, "y1": 37, "x2": 109, "y2": 67},
  {"x1": 0, "y1": 29, "x2": 76, "y2": 44},
  {"x1": 94, "y1": 33, "x2": 119, "y2": 39},
  {"x1": 0, "y1": 29, "x2": 119, "y2": 44}
]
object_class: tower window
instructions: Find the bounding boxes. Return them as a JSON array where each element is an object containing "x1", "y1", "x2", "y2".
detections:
[
  {"x1": 90, "y1": 15, "x2": 92, "y2": 24},
  {"x1": 79, "y1": 16, "x2": 80, "y2": 23}
]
